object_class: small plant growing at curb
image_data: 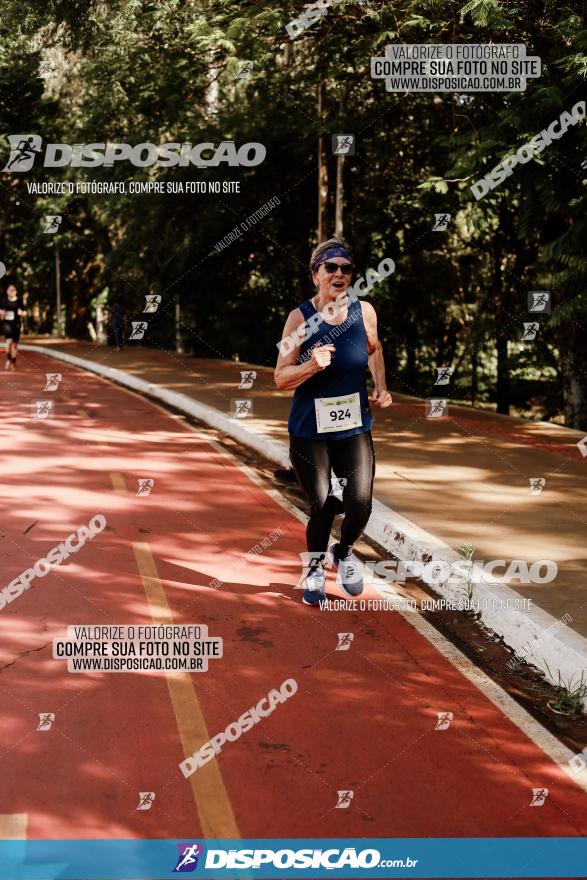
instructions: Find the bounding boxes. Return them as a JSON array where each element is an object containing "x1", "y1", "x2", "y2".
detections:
[
  {"x1": 541, "y1": 664, "x2": 587, "y2": 716},
  {"x1": 457, "y1": 542, "x2": 478, "y2": 613}
]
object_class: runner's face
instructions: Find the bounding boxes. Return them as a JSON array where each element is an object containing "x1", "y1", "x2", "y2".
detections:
[
  {"x1": 7, "y1": 285, "x2": 17, "y2": 299},
  {"x1": 313, "y1": 257, "x2": 353, "y2": 299}
]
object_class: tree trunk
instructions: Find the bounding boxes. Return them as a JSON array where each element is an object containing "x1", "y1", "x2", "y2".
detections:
[
  {"x1": 445, "y1": 321, "x2": 458, "y2": 367},
  {"x1": 405, "y1": 322, "x2": 417, "y2": 390},
  {"x1": 471, "y1": 338, "x2": 478, "y2": 407},
  {"x1": 334, "y1": 152, "x2": 344, "y2": 238},
  {"x1": 334, "y1": 85, "x2": 348, "y2": 239},
  {"x1": 317, "y1": 82, "x2": 328, "y2": 242},
  {"x1": 560, "y1": 324, "x2": 587, "y2": 430},
  {"x1": 496, "y1": 332, "x2": 509, "y2": 414},
  {"x1": 493, "y1": 239, "x2": 509, "y2": 415}
]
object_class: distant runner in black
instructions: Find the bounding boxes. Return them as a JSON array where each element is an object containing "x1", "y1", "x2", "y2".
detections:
[
  {"x1": 107, "y1": 297, "x2": 125, "y2": 350},
  {"x1": 0, "y1": 283, "x2": 26, "y2": 371}
]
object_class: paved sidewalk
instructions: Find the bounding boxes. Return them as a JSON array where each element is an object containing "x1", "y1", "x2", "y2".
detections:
[{"x1": 22, "y1": 338, "x2": 587, "y2": 648}]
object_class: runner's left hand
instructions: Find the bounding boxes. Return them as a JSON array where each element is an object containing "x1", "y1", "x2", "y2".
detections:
[{"x1": 369, "y1": 389, "x2": 392, "y2": 407}]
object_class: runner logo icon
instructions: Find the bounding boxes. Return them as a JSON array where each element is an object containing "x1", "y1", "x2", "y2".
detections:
[
  {"x1": 3, "y1": 134, "x2": 42, "y2": 171},
  {"x1": 329, "y1": 476, "x2": 347, "y2": 497},
  {"x1": 130, "y1": 321, "x2": 148, "y2": 340},
  {"x1": 174, "y1": 843, "x2": 204, "y2": 872},
  {"x1": 137, "y1": 791, "x2": 155, "y2": 810},
  {"x1": 236, "y1": 61, "x2": 254, "y2": 80},
  {"x1": 435, "y1": 711, "x2": 453, "y2": 730},
  {"x1": 434, "y1": 367, "x2": 454, "y2": 385},
  {"x1": 336, "y1": 633, "x2": 354, "y2": 651},
  {"x1": 432, "y1": 213, "x2": 451, "y2": 231},
  {"x1": 32, "y1": 400, "x2": 54, "y2": 420},
  {"x1": 530, "y1": 788, "x2": 548, "y2": 806},
  {"x1": 332, "y1": 134, "x2": 355, "y2": 155},
  {"x1": 143, "y1": 294, "x2": 161, "y2": 313},
  {"x1": 37, "y1": 712, "x2": 55, "y2": 731},
  {"x1": 426, "y1": 398, "x2": 448, "y2": 418},
  {"x1": 238, "y1": 370, "x2": 256, "y2": 390},
  {"x1": 528, "y1": 291, "x2": 551, "y2": 314},
  {"x1": 231, "y1": 399, "x2": 253, "y2": 418},
  {"x1": 335, "y1": 790, "x2": 354, "y2": 808},
  {"x1": 44, "y1": 215, "x2": 62, "y2": 233},
  {"x1": 522, "y1": 322, "x2": 539, "y2": 341},
  {"x1": 44, "y1": 373, "x2": 62, "y2": 391},
  {"x1": 528, "y1": 477, "x2": 546, "y2": 496}
]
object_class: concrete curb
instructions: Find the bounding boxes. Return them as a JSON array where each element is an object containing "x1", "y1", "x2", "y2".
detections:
[{"x1": 22, "y1": 343, "x2": 587, "y2": 703}]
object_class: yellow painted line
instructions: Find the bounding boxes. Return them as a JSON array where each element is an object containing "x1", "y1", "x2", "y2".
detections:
[
  {"x1": 110, "y1": 473, "x2": 127, "y2": 493},
  {"x1": 132, "y1": 541, "x2": 240, "y2": 839},
  {"x1": 0, "y1": 813, "x2": 27, "y2": 840}
]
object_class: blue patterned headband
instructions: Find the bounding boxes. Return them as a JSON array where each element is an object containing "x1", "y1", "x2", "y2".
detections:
[{"x1": 311, "y1": 247, "x2": 353, "y2": 273}]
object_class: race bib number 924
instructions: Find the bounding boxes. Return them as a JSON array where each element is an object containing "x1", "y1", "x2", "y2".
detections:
[{"x1": 315, "y1": 392, "x2": 362, "y2": 434}]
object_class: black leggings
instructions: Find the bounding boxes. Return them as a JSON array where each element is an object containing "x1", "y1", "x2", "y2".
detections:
[{"x1": 289, "y1": 431, "x2": 375, "y2": 563}]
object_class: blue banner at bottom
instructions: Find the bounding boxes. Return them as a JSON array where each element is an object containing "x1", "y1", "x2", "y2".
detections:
[{"x1": 0, "y1": 838, "x2": 585, "y2": 879}]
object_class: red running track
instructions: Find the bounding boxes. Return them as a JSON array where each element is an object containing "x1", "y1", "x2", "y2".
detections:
[{"x1": 0, "y1": 352, "x2": 585, "y2": 877}]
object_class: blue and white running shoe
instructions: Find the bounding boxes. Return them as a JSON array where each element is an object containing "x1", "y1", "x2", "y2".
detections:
[
  {"x1": 302, "y1": 568, "x2": 326, "y2": 606},
  {"x1": 328, "y1": 543, "x2": 364, "y2": 597}
]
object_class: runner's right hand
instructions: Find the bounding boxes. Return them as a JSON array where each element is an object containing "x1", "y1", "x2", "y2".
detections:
[{"x1": 310, "y1": 342, "x2": 336, "y2": 372}]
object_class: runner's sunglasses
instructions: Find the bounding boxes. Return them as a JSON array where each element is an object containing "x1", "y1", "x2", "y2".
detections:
[{"x1": 321, "y1": 261, "x2": 354, "y2": 275}]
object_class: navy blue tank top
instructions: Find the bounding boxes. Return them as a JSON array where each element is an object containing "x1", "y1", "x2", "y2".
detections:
[{"x1": 288, "y1": 296, "x2": 373, "y2": 440}]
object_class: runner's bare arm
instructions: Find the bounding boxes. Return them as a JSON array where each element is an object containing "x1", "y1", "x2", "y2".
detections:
[
  {"x1": 274, "y1": 308, "x2": 335, "y2": 390},
  {"x1": 360, "y1": 301, "x2": 392, "y2": 407}
]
